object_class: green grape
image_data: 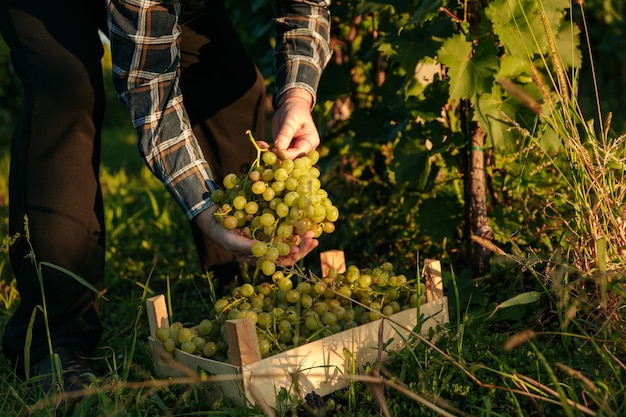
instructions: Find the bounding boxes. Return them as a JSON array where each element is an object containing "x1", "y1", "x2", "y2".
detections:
[
  {"x1": 337, "y1": 285, "x2": 352, "y2": 299},
  {"x1": 386, "y1": 287, "x2": 400, "y2": 301},
  {"x1": 262, "y1": 187, "x2": 276, "y2": 201},
  {"x1": 242, "y1": 310, "x2": 258, "y2": 324},
  {"x1": 251, "y1": 181, "x2": 267, "y2": 195},
  {"x1": 314, "y1": 301, "x2": 329, "y2": 316},
  {"x1": 233, "y1": 210, "x2": 246, "y2": 227},
  {"x1": 328, "y1": 323, "x2": 342, "y2": 334},
  {"x1": 278, "y1": 319, "x2": 292, "y2": 334},
  {"x1": 285, "y1": 177, "x2": 299, "y2": 191},
  {"x1": 214, "y1": 298, "x2": 230, "y2": 314},
  {"x1": 257, "y1": 282, "x2": 273, "y2": 296},
  {"x1": 276, "y1": 241, "x2": 291, "y2": 256},
  {"x1": 251, "y1": 242, "x2": 268, "y2": 257},
  {"x1": 276, "y1": 224, "x2": 293, "y2": 239},
  {"x1": 203, "y1": 341, "x2": 218, "y2": 358},
  {"x1": 155, "y1": 327, "x2": 170, "y2": 341},
  {"x1": 266, "y1": 246, "x2": 280, "y2": 262},
  {"x1": 233, "y1": 195, "x2": 247, "y2": 210},
  {"x1": 261, "y1": 260, "x2": 276, "y2": 276},
  {"x1": 274, "y1": 167, "x2": 288, "y2": 182},
  {"x1": 295, "y1": 218, "x2": 312, "y2": 233},
  {"x1": 297, "y1": 173, "x2": 313, "y2": 186},
  {"x1": 239, "y1": 283, "x2": 255, "y2": 298},
  {"x1": 332, "y1": 306, "x2": 346, "y2": 320},
  {"x1": 281, "y1": 158, "x2": 294, "y2": 172},
  {"x1": 284, "y1": 191, "x2": 299, "y2": 206},
  {"x1": 300, "y1": 294, "x2": 313, "y2": 309},
  {"x1": 262, "y1": 150, "x2": 278, "y2": 165},
  {"x1": 321, "y1": 311, "x2": 338, "y2": 326},
  {"x1": 261, "y1": 168, "x2": 274, "y2": 182},
  {"x1": 271, "y1": 271, "x2": 285, "y2": 283},
  {"x1": 257, "y1": 311, "x2": 272, "y2": 327},
  {"x1": 162, "y1": 338, "x2": 176, "y2": 353},
  {"x1": 198, "y1": 319, "x2": 214, "y2": 336},
  {"x1": 271, "y1": 181, "x2": 285, "y2": 193},
  {"x1": 178, "y1": 328, "x2": 194, "y2": 344},
  {"x1": 210, "y1": 189, "x2": 225, "y2": 203},
  {"x1": 260, "y1": 212, "x2": 275, "y2": 227},
  {"x1": 344, "y1": 308, "x2": 356, "y2": 322},
  {"x1": 345, "y1": 266, "x2": 360, "y2": 283},
  {"x1": 193, "y1": 336, "x2": 207, "y2": 350},
  {"x1": 326, "y1": 206, "x2": 339, "y2": 222},
  {"x1": 285, "y1": 289, "x2": 300, "y2": 303},
  {"x1": 294, "y1": 156, "x2": 311, "y2": 170},
  {"x1": 244, "y1": 201, "x2": 259, "y2": 215},
  {"x1": 222, "y1": 215, "x2": 238, "y2": 230},
  {"x1": 343, "y1": 321, "x2": 358, "y2": 330},
  {"x1": 410, "y1": 293, "x2": 427, "y2": 307},
  {"x1": 180, "y1": 340, "x2": 196, "y2": 354},
  {"x1": 307, "y1": 149, "x2": 320, "y2": 164},
  {"x1": 277, "y1": 277, "x2": 293, "y2": 291},
  {"x1": 258, "y1": 339, "x2": 271, "y2": 357},
  {"x1": 368, "y1": 302, "x2": 382, "y2": 321},
  {"x1": 248, "y1": 169, "x2": 262, "y2": 182},
  {"x1": 312, "y1": 204, "x2": 326, "y2": 218},
  {"x1": 275, "y1": 202, "x2": 289, "y2": 218},
  {"x1": 289, "y1": 206, "x2": 303, "y2": 220},
  {"x1": 313, "y1": 281, "x2": 327, "y2": 295},
  {"x1": 223, "y1": 173, "x2": 239, "y2": 189},
  {"x1": 305, "y1": 315, "x2": 322, "y2": 331},
  {"x1": 382, "y1": 305, "x2": 395, "y2": 317},
  {"x1": 358, "y1": 274, "x2": 372, "y2": 288},
  {"x1": 296, "y1": 282, "x2": 312, "y2": 294},
  {"x1": 309, "y1": 166, "x2": 320, "y2": 178},
  {"x1": 322, "y1": 221, "x2": 335, "y2": 234}
]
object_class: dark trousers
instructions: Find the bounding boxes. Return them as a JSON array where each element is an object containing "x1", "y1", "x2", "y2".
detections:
[{"x1": 0, "y1": 0, "x2": 263, "y2": 372}]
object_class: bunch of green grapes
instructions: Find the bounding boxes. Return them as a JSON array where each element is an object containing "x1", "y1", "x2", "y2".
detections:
[
  {"x1": 156, "y1": 261, "x2": 427, "y2": 361},
  {"x1": 210, "y1": 134, "x2": 339, "y2": 276},
  {"x1": 155, "y1": 317, "x2": 223, "y2": 361}
]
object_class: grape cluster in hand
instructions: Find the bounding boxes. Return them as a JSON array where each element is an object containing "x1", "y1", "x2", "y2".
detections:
[{"x1": 211, "y1": 143, "x2": 338, "y2": 276}]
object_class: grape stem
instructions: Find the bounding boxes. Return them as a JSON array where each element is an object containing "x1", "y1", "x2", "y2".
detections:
[{"x1": 246, "y1": 129, "x2": 264, "y2": 169}]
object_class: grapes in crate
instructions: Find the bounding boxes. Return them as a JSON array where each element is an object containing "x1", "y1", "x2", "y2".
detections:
[{"x1": 156, "y1": 261, "x2": 427, "y2": 361}]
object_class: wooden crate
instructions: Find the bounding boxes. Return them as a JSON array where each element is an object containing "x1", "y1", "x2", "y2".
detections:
[{"x1": 146, "y1": 258, "x2": 449, "y2": 408}]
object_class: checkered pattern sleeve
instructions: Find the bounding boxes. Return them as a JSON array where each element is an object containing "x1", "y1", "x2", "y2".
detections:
[
  {"x1": 107, "y1": 0, "x2": 217, "y2": 220},
  {"x1": 272, "y1": 0, "x2": 332, "y2": 108}
]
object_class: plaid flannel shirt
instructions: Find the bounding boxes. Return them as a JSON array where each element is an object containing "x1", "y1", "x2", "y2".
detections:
[{"x1": 106, "y1": 0, "x2": 331, "y2": 220}]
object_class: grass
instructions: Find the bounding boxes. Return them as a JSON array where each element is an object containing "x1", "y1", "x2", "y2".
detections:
[{"x1": 1, "y1": 7, "x2": 625, "y2": 416}]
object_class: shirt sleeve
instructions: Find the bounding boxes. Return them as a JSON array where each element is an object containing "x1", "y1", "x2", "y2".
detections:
[
  {"x1": 106, "y1": 0, "x2": 217, "y2": 220},
  {"x1": 272, "y1": 0, "x2": 332, "y2": 108}
]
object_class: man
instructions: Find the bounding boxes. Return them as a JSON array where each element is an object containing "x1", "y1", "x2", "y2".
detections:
[{"x1": 0, "y1": 0, "x2": 331, "y2": 391}]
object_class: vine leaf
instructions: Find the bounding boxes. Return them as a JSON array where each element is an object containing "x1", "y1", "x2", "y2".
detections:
[
  {"x1": 438, "y1": 35, "x2": 499, "y2": 100},
  {"x1": 485, "y1": 0, "x2": 578, "y2": 66},
  {"x1": 407, "y1": 0, "x2": 444, "y2": 27}
]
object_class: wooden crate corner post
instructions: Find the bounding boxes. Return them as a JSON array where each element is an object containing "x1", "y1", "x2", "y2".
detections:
[
  {"x1": 225, "y1": 318, "x2": 261, "y2": 367},
  {"x1": 423, "y1": 259, "x2": 444, "y2": 302},
  {"x1": 146, "y1": 294, "x2": 170, "y2": 338},
  {"x1": 320, "y1": 250, "x2": 346, "y2": 278}
]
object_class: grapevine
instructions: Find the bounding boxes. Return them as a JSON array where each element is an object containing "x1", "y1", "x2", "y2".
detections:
[{"x1": 211, "y1": 130, "x2": 339, "y2": 275}]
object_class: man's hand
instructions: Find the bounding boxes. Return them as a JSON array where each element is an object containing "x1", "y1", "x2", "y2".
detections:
[
  {"x1": 272, "y1": 88, "x2": 320, "y2": 160},
  {"x1": 194, "y1": 205, "x2": 319, "y2": 266}
]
